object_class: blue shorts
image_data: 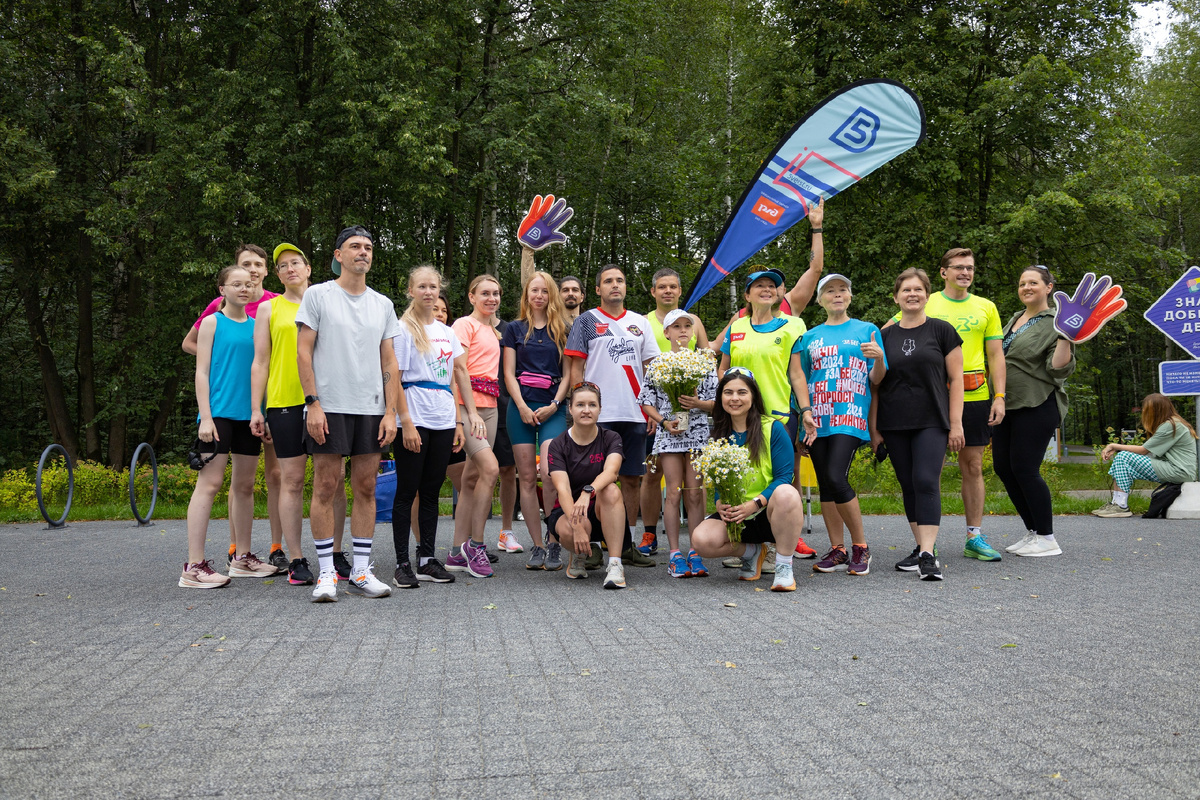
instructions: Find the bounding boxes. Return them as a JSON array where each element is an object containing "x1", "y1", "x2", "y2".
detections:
[
  {"x1": 600, "y1": 420, "x2": 648, "y2": 477},
  {"x1": 505, "y1": 401, "x2": 569, "y2": 448}
]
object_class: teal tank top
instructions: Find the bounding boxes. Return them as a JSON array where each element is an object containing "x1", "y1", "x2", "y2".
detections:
[{"x1": 205, "y1": 313, "x2": 255, "y2": 421}]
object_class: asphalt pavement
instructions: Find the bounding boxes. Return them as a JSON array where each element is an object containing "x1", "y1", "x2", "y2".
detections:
[{"x1": 1, "y1": 513, "x2": 1197, "y2": 798}]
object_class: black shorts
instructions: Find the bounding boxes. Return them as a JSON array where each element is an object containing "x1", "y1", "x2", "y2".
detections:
[
  {"x1": 706, "y1": 510, "x2": 774, "y2": 544},
  {"x1": 547, "y1": 503, "x2": 601, "y2": 542},
  {"x1": 305, "y1": 412, "x2": 384, "y2": 457},
  {"x1": 267, "y1": 405, "x2": 307, "y2": 459},
  {"x1": 493, "y1": 424, "x2": 515, "y2": 468},
  {"x1": 197, "y1": 418, "x2": 261, "y2": 457},
  {"x1": 599, "y1": 421, "x2": 647, "y2": 476},
  {"x1": 962, "y1": 400, "x2": 992, "y2": 448}
]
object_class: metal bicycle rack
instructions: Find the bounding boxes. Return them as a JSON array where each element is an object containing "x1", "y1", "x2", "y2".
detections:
[
  {"x1": 130, "y1": 442, "x2": 158, "y2": 525},
  {"x1": 35, "y1": 444, "x2": 73, "y2": 528}
]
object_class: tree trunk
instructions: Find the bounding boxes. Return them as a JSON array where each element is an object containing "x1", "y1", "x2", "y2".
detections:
[{"x1": 76, "y1": 224, "x2": 101, "y2": 462}]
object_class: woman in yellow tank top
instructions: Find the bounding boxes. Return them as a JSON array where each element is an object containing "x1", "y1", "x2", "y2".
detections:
[{"x1": 251, "y1": 243, "x2": 347, "y2": 586}]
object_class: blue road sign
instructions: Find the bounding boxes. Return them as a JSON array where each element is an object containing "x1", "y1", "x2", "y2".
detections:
[
  {"x1": 1144, "y1": 266, "x2": 1200, "y2": 358},
  {"x1": 1159, "y1": 360, "x2": 1200, "y2": 396}
]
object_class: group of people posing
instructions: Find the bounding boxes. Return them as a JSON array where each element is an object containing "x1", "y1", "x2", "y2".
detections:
[{"x1": 177, "y1": 201, "x2": 1199, "y2": 598}]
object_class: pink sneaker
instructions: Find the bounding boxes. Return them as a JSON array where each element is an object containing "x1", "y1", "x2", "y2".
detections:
[
  {"x1": 462, "y1": 540, "x2": 494, "y2": 578},
  {"x1": 228, "y1": 552, "x2": 278, "y2": 578},
  {"x1": 498, "y1": 530, "x2": 524, "y2": 553},
  {"x1": 179, "y1": 560, "x2": 231, "y2": 589}
]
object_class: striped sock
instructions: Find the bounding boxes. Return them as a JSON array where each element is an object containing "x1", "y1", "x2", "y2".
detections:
[
  {"x1": 314, "y1": 537, "x2": 334, "y2": 574},
  {"x1": 352, "y1": 537, "x2": 372, "y2": 573}
]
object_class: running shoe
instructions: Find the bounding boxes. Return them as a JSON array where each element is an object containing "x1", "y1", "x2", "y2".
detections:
[
  {"x1": 228, "y1": 552, "x2": 278, "y2": 578},
  {"x1": 544, "y1": 542, "x2": 564, "y2": 571},
  {"x1": 445, "y1": 549, "x2": 470, "y2": 572},
  {"x1": 566, "y1": 551, "x2": 588, "y2": 579},
  {"x1": 333, "y1": 551, "x2": 352, "y2": 581},
  {"x1": 761, "y1": 542, "x2": 776, "y2": 574},
  {"x1": 636, "y1": 531, "x2": 658, "y2": 556},
  {"x1": 668, "y1": 552, "x2": 691, "y2": 578},
  {"x1": 1092, "y1": 502, "x2": 1132, "y2": 518},
  {"x1": 312, "y1": 568, "x2": 338, "y2": 602},
  {"x1": 393, "y1": 561, "x2": 419, "y2": 589},
  {"x1": 417, "y1": 558, "x2": 455, "y2": 583},
  {"x1": 1005, "y1": 532, "x2": 1036, "y2": 553},
  {"x1": 918, "y1": 552, "x2": 943, "y2": 581},
  {"x1": 462, "y1": 540, "x2": 494, "y2": 578},
  {"x1": 584, "y1": 543, "x2": 604, "y2": 570},
  {"x1": 525, "y1": 545, "x2": 547, "y2": 570},
  {"x1": 721, "y1": 556, "x2": 743, "y2": 569},
  {"x1": 179, "y1": 560, "x2": 230, "y2": 589},
  {"x1": 622, "y1": 547, "x2": 656, "y2": 568},
  {"x1": 813, "y1": 546, "x2": 849, "y2": 573},
  {"x1": 687, "y1": 549, "x2": 708, "y2": 577},
  {"x1": 346, "y1": 564, "x2": 392, "y2": 597},
  {"x1": 770, "y1": 560, "x2": 796, "y2": 592},
  {"x1": 498, "y1": 530, "x2": 524, "y2": 553},
  {"x1": 738, "y1": 543, "x2": 765, "y2": 581},
  {"x1": 793, "y1": 537, "x2": 817, "y2": 559},
  {"x1": 895, "y1": 546, "x2": 921, "y2": 572},
  {"x1": 964, "y1": 534, "x2": 1002, "y2": 561},
  {"x1": 268, "y1": 548, "x2": 289, "y2": 574},
  {"x1": 1013, "y1": 536, "x2": 1062, "y2": 558},
  {"x1": 288, "y1": 558, "x2": 314, "y2": 585},
  {"x1": 603, "y1": 561, "x2": 626, "y2": 589},
  {"x1": 486, "y1": 547, "x2": 500, "y2": 564},
  {"x1": 848, "y1": 545, "x2": 871, "y2": 576}
]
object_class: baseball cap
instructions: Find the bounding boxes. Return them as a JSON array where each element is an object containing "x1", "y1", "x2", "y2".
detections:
[
  {"x1": 817, "y1": 273, "x2": 852, "y2": 294},
  {"x1": 330, "y1": 225, "x2": 373, "y2": 275},
  {"x1": 744, "y1": 267, "x2": 786, "y2": 292},
  {"x1": 663, "y1": 309, "x2": 692, "y2": 329},
  {"x1": 273, "y1": 242, "x2": 307, "y2": 265}
]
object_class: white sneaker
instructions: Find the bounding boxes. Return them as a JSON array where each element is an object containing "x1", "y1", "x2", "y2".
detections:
[
  {"x1": 1014, "y1": 536, "x2": 1062, "y2": 558},
  {"x1": 498, "y1": 530, "x2": 524, "y2": 553},
  {"x1": 312, "y1": 569, "x2": 338, "y2": 602},
  {"x1": 603, "y1": 561, "x2": 626, "y2": 590},
  {"x1": 1005, "y1": 532, "x2": 1036, "y2": 553},
  {"x1": 346, "y1": 564, "x2": 392, "y2": 598},
  {"x1": 1092, "y1": 502, "x2": 1132, "y2": 518}
]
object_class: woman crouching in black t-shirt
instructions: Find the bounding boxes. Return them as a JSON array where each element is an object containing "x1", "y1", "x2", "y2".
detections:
[{"x1": 546, "y1": 382, "x2": 629, "y2": 589}]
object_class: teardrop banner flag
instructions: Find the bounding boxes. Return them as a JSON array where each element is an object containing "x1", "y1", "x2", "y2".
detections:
[{"x1": 682, "y1": 79, "x2": 926, "y2": 310}]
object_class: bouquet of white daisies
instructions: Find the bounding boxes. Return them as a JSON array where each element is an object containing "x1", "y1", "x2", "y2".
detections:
[
  {"x1": 644, "y1": 347, "x2": 715, "y2": 429},
  {"x1": 694, "y1": 437, "x2": 752, "y2": 542}
]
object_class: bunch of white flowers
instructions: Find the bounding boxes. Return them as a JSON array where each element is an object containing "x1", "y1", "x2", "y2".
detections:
[
  {"x1": 645, "y1": 348, "x2": 715, "y2": 415},
  {"x1": 693, "y1": 437, "x2": 751, "y2": 542}
]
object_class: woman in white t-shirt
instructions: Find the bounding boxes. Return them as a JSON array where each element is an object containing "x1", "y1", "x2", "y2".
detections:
[{"x1": 390, "y1": 266, "x2": 479, "y2": 589}]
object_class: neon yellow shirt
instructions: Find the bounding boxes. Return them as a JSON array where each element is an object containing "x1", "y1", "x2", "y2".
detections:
[
  {"x1": 724, "y1": 314, "x2": 807, "y2": 423},
  {"x1": 266, "y1": 296, "x2": 305, "y2": 408},
  {"x1": 894, "y1": 291, "x2": 1001, "y2": 402},
  {"x1": 647, "y1": 309, "x2": 697, "y2": 353}
]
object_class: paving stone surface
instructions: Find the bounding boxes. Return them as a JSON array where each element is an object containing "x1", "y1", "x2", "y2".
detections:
[{"x1": 1, "y1": 513, "x2": 1197, "y2": 798}]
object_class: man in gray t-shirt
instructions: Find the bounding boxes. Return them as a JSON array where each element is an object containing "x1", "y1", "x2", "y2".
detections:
[{"x1": 296, "y1": 225, "x2": 400, "y2": 602}]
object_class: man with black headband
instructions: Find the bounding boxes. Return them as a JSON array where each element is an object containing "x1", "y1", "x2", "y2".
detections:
[{"x1": 296, "y1": 225, "x2": 401, "y2": 602}]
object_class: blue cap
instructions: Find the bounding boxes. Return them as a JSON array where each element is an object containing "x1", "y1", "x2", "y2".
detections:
[{"x1": 744, "y1": 268, "x2": 785, "y2": 292}]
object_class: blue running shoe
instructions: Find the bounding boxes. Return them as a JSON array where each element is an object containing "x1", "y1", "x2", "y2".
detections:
[
  {"x1": 687, "y1": 549, "x2": 708, "y2": 577},
  {"x1": 668, "y1": 552, "x2": 691, "y2": 578},
  {"x1": 964, "y1": 534, "x2": 1002, "y2": 562},
  {"x1": 636, "y1": 531, "x2": 658, "y2": 556}
]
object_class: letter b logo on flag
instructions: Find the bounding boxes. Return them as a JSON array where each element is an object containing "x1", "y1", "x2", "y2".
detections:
[{"x1": 830, "y1": 106, "x2": 881, "y2": 153}]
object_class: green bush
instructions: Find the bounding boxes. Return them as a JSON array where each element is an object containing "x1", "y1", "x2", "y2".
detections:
[{"x1": 0, "y1": 468, "x2": 36, "y2": 511}]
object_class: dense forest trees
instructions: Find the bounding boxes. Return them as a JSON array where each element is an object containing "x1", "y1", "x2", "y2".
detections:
[{"x1": 1, "y1": 0, "x2": 1197, "y2": 469}]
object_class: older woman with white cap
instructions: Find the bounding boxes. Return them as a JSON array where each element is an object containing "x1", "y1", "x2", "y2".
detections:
[{"x1": 799, "y1": 274, "x2": 887, "y2": 577}]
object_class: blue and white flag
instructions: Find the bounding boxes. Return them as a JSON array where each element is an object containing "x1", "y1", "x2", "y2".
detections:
[{"x1": 682, "y1": 79, "x2": 926, "y2": 310}]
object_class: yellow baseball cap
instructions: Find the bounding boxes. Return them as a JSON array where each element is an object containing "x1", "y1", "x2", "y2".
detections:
[{"x1": 273, "y1": 242, "x2": 307, "y2": 265}]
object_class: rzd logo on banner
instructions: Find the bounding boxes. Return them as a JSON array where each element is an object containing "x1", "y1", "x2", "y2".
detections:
[{"x1": 752, "y1": 196, "x2": 784, "y2": 225}]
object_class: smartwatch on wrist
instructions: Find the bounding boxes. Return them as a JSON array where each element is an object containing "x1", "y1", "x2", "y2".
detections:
[
  {"x1": 304, "y1": 395, "x2": 320, "y2": 406},
  {"x1": 582, "y1": 485, "x2": 595, "y2": 495}
]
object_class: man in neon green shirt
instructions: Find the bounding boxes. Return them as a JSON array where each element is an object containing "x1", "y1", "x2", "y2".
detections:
[{"x1": 888, "y1": 247, "x2": 1007, "y2": 561}]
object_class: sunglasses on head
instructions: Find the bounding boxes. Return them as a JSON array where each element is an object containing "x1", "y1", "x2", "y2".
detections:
[
  {"x1": 723, "y1": 367, "x2": 755, "y2": 381},
  {"x1": 570, "y1": 381, "x2": 601, "y2": 392}
]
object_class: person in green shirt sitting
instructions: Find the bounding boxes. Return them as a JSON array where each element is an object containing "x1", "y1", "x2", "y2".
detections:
[{"x1": 1096, "y1": 393, "x2": 1199, "y2": 517}]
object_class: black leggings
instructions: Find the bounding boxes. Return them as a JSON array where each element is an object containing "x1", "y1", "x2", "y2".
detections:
[
  {"x1": 808, "y1": 434, "x2": 862, "y2": 503},
  {"x1": 991, "y1": 394, "x2": 1059, "y2": 536},
  {"x1": 392, "y1": 426, "x2": 455, "y2": 563},
  {"x1": 881, "y1": 427, "x2": 948, "y2": 526}
]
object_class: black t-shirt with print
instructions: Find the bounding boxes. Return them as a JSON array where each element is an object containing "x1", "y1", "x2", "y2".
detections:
[
  {"x1": 877, "y1": 318, "x2": 963, "y2": 431},
  {"x1": 546, "y1": 427, "x2": 623, "y2": 507}
]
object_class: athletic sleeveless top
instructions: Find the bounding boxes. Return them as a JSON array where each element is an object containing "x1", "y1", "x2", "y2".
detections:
[
  {"x1": 266, "y1": 295, "x2": 305, "y2": 408},
  {"x1": 725, "y1": 314, "x2": 807, "y2": 423},
  {"x1": 207, "y1": 313, "x2": 255, "y2": 421},
  {"x1": 647, "y1": 310, "x2": 697, "y2": 353}
]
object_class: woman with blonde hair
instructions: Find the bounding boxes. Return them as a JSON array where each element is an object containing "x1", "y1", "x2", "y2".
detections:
[
  {"x1": 1097, "y1": 393, "x2": 1198, "y2": 518},
  {"x1": 502, "y1": 270, "x2": 571, "y2": 569}
]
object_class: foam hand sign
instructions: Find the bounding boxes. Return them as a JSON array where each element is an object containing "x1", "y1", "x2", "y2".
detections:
[
  {"x1": 1053, "y1": 272, "x2": 1127, "y2": 343},
  {"x1": 518, "y1": 195, "x2": 573, "y2": 250}
]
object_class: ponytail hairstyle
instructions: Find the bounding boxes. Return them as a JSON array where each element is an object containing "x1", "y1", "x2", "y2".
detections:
[
  {"x1": 710, "y1": 370, "x2": 768, "y2": 464},
  {"x1": 214, "y1": 265, "x2": 243, "y2": 313},
  {"x1": 400, "y1": 265, "x2": 443, "y2": 354},
  {"x1": 519, "y1": 270, "x2": 568, "y2": 352},
  {"x1": 1141, "y1": 393, "x2": 1198, "y2": 440}
]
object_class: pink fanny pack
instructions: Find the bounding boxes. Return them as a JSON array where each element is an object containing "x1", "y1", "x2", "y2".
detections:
[
  {"x1": 470, "y1": 376, "x2": 501, "y2": 398},
  {"x1": 518, "y1": 372, "x2": 558, "y2": 390}
]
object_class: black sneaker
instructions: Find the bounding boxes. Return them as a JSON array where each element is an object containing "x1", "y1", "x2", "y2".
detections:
[
  {"x1": 417, "y1": 559, "x2": 455, "y2": 583},
  {"x1": 227, "y1": 550, "x2": 235, "y2": 565},
  {"x1": 288, "y1": 558, "x2": 314, "y2": 585},
  {"x1": 485, "y1": 547, "x2": 499, "y2": 564},
  {"x1": 895, "y1": 546, "x2": 921, "y2": 572},
  {"x1": 268, "y1": 549, "x2": 289, "y2": 574},
  {"x1": 333, "y1": 551, "x2": 352, "y2": 581},
  {"x1": 392, "y1": 562, "x2": 419, "y2": 589},
  {"x1": 918, "y1": 551, "x2": 944, "y2": 581}
]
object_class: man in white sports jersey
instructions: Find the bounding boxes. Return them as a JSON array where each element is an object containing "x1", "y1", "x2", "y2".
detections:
[{"x1": 566, "y1": 265, "x2": 661, "y2": 570}]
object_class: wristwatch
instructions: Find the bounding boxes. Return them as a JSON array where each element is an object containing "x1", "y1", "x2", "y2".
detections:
[
  {"x1": 582, "y1": 485, "x2": 595, "y2": 495},
  {"x1": 754, "y1": 496, "x2": 765, "y2": 509},
  {"x1": 304, "y1": 395, "x2": 320, "y2": 406}
]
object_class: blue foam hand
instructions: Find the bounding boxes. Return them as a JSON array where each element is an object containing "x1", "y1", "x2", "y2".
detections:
[
  {"x1": 1052, "y1": 272, "x2": 1127, "y2": 343},
  {"x1": 518, "y1": 195, "x2": 574, "y2": 250}
]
